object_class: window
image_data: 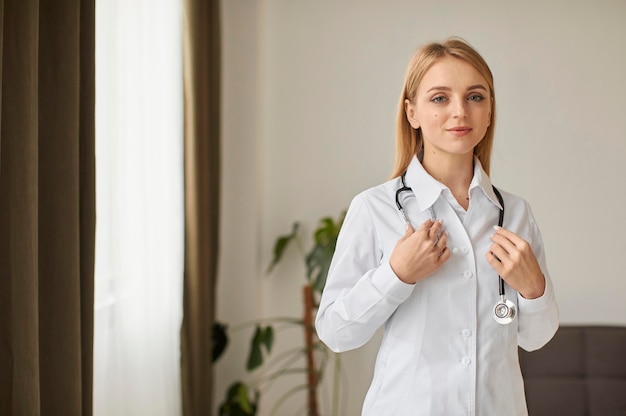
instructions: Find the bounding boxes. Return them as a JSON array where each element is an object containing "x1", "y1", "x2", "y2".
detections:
[{"x1": 94, "y1": 1, "x2": 184, "y2": 414}]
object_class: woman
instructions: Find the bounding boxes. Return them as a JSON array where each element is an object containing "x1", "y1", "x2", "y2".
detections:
[{"x1": 315, "y1": 38, "x2": 559, "y2": 415}]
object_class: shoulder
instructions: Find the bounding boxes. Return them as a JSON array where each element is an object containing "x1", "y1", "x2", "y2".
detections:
[
  {"x1": 492, "y1": 187, "x2": 543, "y2": 240},
  {"x1": 492, "y1": 187, "x2": 534, "y2": 214},
  {"x1": 341, "y1": 177, "x2": 402, "y2": 229},
  {"x1": 350, "y1": 177, "x2": 400, "y2": 209}
]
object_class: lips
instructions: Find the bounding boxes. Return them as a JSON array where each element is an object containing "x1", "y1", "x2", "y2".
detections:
[{"x1": 446, "y1": 126, "x2": 472, "y2": 137}]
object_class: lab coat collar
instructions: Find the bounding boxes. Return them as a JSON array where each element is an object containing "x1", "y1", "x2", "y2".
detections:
[
  {"x1": 404, "y1": 155, "x2": 503, "y2": 213},
  {"x1": 472, "y1": 158, "x2": 504, "y2": 211}
]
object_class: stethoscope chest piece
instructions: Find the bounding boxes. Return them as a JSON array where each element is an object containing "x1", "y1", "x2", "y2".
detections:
[{"x1": 493, "y1": 296, "x2": 517, "y2": 325}]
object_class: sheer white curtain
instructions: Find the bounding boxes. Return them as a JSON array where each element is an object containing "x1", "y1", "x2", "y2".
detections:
[{"x1": 94, "y1": 1, "x2": 184, "y2": 415}]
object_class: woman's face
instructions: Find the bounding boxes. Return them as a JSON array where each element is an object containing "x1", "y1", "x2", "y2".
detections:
[{"x1": 405, "y1": 56, "x2": 492, "y2": 159}]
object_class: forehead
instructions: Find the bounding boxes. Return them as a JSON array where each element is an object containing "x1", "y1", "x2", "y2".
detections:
[{"x1": 418, "y1": 56, "x2": 488, "y2": 92}]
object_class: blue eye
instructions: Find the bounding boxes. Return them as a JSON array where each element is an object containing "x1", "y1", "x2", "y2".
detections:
[
  {"x1": 431, "y1": 96, "x2": 446, "y2": 103},
  {"x1": 468, "y1": 94, "x2": 484, "y2": 102}
]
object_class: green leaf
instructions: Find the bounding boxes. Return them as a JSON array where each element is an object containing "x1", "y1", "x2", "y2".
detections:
[
  {"x1": 315, "y1": 248, "x2": 335, "y2": 291},
  {"x1": 246, "y1": 326, "x2": 264, "y2": 371},
  {"x1": 306, "y1": 212, "x2": 346, "y2": 293},
  {"x1": 266, "y1": 222, "x2": 300, "y2": 273},
  {"x1": 246, "y1": 324, "x2": 275, "y2": 371},
  {"x1": 218, "y1": 381, "x2": 258, "y2": 416},
  {"x1": 305, "y1": 245, "x2": 323, "y2": 281},
  {"x1": 306, "y1": 245, "x2": 334, "y2": 292},
  {"x1": 236, "y1": 384, "x2": 253, "y2": 413},
  {"x1": 314, "y1": 217, "x2": 336, "y2": 245},
  {"x1": 262, "y1": 326, "x2": 274, "y2": 352},
  {"x1": 212, "y1": 321, "x2": 229, "y2": 363}
]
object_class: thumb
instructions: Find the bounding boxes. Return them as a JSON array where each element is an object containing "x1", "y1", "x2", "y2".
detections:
[{"x1": 402, "y1": 223, "x2": 415, "y2": 239}]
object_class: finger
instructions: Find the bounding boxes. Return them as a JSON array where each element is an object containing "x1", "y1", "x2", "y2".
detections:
[
  {"x1": 490, "y1": 234, "x2": 514, "y2": 257},
  {"x1": 414, "y1": 219, "x2": 434, "y2": 239},
  {"x1": 435, "y1": 230, "x2": 448, "y2": 251},
  {"x1": 489, "y1": 242, "x2": 509, "y2": 265},
  {"x1": 492, "y1": 228, "x2": 534, "y2": 263},
  {"x1": 438, "y1": 246, "x2": 452, "y2": 262},
  {"x1": 400, "y1": 223, "x2": 415, "y2": 241},
  {"x1": 485, "y1": 250, "x2": 504, "y2": 274},
  {"x1": 418, "y1": 218, "x2": 435, "y2": 231},
  {"x1": 493, "y1": 226, "x2": 525, "y2": 247},
  {"x1": 428, "y1": 219, "x2": 444, "y2": 239}
]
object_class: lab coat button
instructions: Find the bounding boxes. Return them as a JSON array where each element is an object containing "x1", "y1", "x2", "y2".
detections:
[
  {"x1": 461, "y1": 357, "x2": 471, "y2": 366},
  {"x1": 463, "y1": 270, "x2": 473, "y2": 278},
  {"x1": 462, "y1": 329, "x2": 471, "y2": 337},
  {"x1": 452, "y1": 247, "x2": 460, "y2": 255},
  {"x1": 461, "y1": 247, "x2": 469, "y2": 254}
]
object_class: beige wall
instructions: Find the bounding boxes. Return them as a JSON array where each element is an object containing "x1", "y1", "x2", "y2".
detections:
[{"x1": 218, "y1": 1, "x2": 626, "y2": 414}]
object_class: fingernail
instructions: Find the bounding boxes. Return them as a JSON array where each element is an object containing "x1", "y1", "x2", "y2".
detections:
[
  {"x1": 493, "y1": 225, "x2": 500, "y2": 231},
  {"x1": 438, "y1": 219, "x2": 444, "y2": 224}
]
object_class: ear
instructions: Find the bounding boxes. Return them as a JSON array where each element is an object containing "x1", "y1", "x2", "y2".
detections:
[{"x1": 404, "y1": 99, "x2": 420, "y2": 129}]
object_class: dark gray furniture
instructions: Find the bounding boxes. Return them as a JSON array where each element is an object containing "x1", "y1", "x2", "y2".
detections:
[{"x1": 519, "y1": 325, "x2": 626, "y2": 416}]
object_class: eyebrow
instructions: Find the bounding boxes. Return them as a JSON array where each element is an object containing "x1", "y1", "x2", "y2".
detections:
[{"x1": 426, "y1": 84, "x2": 488, "y2": 93}]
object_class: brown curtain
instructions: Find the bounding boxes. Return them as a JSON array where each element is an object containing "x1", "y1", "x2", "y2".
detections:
[
  {"x1": 181, "y1": 0, "x2": 221, "y2": 415},
  {"x1": 0, "y1": 0, "x2": 95, "y2": 415}
]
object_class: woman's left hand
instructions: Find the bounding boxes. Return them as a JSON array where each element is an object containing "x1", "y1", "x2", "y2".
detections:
[{"x1": 486, "y1": 226, "x2": 546, "y2": 299}]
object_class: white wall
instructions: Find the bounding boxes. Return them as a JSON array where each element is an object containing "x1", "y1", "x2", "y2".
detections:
[{"x1": 218, "y1": 1, "x2": 626, "y2": 414}]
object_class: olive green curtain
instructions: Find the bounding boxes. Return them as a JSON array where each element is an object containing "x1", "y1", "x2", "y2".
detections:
[
  {"x1": 0, "y1": 0, "x2": 95, "y2": 414},
  {"x1": 181, "y1": 0, "x2": 221, "y2": 415}
]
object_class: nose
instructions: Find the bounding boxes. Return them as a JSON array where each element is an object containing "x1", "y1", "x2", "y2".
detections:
[{"x1": 453, "y1": 98, "x2": 468, "y2": 118}]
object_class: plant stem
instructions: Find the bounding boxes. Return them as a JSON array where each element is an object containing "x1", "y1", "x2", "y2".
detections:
[
  {"x1": 303, "y1": 284, "x2": 319, "y2": 416},
  {"x1": 332, "y1": 352, "x2": 341, "y2": 416},
  {"x1": 229, "y1": 316, "x2": 303, "y2": 332}
]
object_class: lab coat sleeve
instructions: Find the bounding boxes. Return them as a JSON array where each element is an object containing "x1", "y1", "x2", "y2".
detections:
[
  {"x1": 516, "y1": 203, "x2": 560, "y2": 352},
  {"x1": 315, "y1": 193, "x2": 415, "y2": 353}
]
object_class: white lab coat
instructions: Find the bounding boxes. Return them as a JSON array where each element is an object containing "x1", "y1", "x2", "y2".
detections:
[{"x1": 315, "y1": 156, "x2": 559, "y2": 416}]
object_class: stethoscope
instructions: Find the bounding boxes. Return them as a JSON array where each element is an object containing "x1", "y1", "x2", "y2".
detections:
[{"x1": 396, "y1": 173, "x2": 517, "y2": 325}]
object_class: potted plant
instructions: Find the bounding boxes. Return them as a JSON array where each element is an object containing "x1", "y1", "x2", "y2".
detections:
[{"x1": 214, "y1": 211, "x2": 346, "y2": 416}]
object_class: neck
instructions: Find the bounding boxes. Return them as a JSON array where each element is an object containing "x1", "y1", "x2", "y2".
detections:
[{"x1": 422, "y1": 150, "x2": 474, "y2": 207}]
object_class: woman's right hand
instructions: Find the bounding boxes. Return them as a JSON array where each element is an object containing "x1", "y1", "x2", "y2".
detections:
[{"x1": 389, "y1": 219, "x2": 451, "y2": 284}]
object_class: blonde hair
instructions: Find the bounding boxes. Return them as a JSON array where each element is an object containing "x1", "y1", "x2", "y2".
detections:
[{"x1": 391, "y1": 37, "x2": 496, "y2": 178}]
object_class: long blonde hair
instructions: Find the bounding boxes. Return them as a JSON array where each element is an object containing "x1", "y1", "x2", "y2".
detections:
[{"x1": 391, "y1": 37, "x2": 496, "y2": 178}]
